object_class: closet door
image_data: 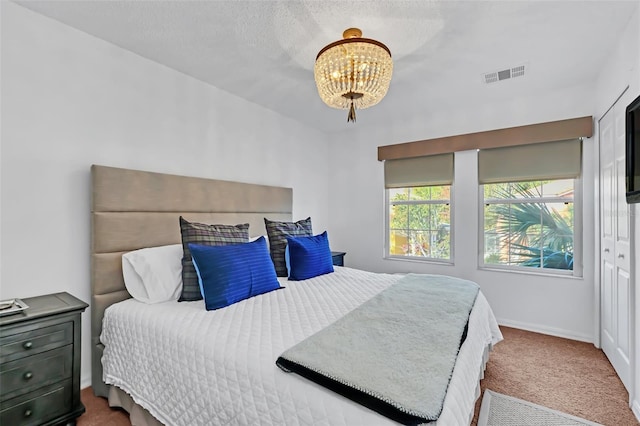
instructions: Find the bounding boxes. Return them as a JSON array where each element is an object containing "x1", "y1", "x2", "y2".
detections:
[{"x1": 600, "y1": 99, "x2": 632, "y2": 391}]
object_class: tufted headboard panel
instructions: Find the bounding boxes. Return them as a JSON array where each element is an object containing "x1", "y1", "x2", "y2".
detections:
[{"x1": 90, "y1": 165, "x2": 292, "y2": 396}]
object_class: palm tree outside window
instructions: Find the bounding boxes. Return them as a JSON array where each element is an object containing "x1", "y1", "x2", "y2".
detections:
[{"x1": 482, "y1": 179, "x2": 575, "y2": 272}]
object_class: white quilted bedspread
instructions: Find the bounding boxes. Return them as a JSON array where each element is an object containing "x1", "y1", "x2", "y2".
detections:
[{"x1": 101, "y1": 267, "x2": 502, "y2": 425}]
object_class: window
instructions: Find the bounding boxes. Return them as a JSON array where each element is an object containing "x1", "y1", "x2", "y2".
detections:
[
  {"x1": 478, "y1": 138, "x2": 582, "y2": 275},
  {"x1": 384, "y1": 153, "x2": 454, "y2": 263},
  {"x1": 482, "y1": 180, "x2": 575, "y2": 271},
  {"x1": 388, "y1": 186, "x2": 451, "y2": 261}
]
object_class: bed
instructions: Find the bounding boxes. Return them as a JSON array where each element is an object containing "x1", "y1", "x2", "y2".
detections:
[{"x1": 90, "y1": 165, "x2": 503, "y2": 425}]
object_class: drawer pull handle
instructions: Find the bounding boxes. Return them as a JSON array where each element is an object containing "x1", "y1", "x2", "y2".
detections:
[
  {"x1": 24, "y1": 409, "x2": 32, "y2": 417},
  {"x1": 23, "y1": 371, "x2": 33, "y2": 380},
  {"x1": 23, "y1": 341, "x2": 33, "y2": 350}
]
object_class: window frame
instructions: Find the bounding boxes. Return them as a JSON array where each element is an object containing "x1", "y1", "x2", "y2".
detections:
[
  {"x1": 384, "y1": 184, "x2": 455, "y2": 264},
  {"x1": 477, "y1": 177, "x2": 583, "y2": 277}
]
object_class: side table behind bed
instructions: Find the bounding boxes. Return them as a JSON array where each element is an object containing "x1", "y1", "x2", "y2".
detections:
[{"x1": 0, "y1": 292, "x2": 88, "y2": 426}]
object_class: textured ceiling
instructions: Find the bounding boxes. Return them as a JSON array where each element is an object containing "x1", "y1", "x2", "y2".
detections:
[{"x1": 14, "y1": 0, "x2": 639, "y2": 133}]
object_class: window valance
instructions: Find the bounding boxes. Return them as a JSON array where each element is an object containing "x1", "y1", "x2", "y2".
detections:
[{"x1": 377, "y1": 116, "x2": 592, "y2": 161}]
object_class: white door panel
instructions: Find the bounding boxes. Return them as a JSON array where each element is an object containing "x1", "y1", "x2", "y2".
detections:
[
  {"x1": 603, "y1": 166, "x2": 614, "y2": 239},
  {"x1": 602, "y1": 261, "x2": 614, "y2": 344},
  {"x1": 617, "y1": 158, "x2": 630, "y2": 241},
  {"x1": 617, "y1": 269, "x2": 630, "y2": 358}
]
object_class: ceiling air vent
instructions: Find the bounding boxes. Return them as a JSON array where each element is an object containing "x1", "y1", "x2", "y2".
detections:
[{"x1": 483, "y1": 64, "x2": 526, "y2": 84}]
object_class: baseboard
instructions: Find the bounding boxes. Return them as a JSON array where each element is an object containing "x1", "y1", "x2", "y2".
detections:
[
  {"x1": 496, "y1": 318, "x2": 594, "y2": 343},
  {"x1": 632, "y1": 399, "x2": 640, "y2": 423},
  {"x1": 81, "y1": 375, "x2": 92, "y2": 390}
]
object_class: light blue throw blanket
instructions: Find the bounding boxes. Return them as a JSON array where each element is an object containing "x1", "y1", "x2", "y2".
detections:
[{"x1": 276, "y1": 274, "x2": 480, "y2": 425}]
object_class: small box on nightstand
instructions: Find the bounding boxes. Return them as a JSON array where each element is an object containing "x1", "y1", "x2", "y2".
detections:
[{"x1": 331, "y1": 251, "x2": 346, "y2": 267}]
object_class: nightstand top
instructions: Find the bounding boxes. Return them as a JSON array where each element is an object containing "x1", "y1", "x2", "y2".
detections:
[
  {"x1": 331, "y1": 251, "x2": 346, "y2": 256},
  {"x1": 0, "y1": 292, "x2": 88, "y2": 327}
]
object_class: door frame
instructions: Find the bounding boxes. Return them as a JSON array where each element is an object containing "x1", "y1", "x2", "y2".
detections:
[
  {"x1": 596, "y1": 85, "x2": 635, "y2": 407},
  {"x1": 596, "y1": 86, "x2": 629, "y2": 348}
]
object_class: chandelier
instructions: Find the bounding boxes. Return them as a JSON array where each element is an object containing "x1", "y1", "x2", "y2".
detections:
[{"x1": 314, "y1": 28, "x2": 393, "y2": 123}]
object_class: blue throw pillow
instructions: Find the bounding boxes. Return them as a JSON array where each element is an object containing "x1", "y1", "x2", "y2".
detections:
[
  {"x1": 189, "y1": 237, "x2": 280, "y2": 310},
  {"x1": 286, "y1": 231, "x2": 334, "y2": 281}
]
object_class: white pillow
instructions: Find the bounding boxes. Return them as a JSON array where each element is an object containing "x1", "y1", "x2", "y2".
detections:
[{"x1": 122, "y1": 244, "x2": 183, "y2": 304}]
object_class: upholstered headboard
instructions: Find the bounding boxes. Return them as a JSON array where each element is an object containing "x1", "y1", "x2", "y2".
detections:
[{"x1": 90, "y1": 165, "x2": 292, "y2": 396}]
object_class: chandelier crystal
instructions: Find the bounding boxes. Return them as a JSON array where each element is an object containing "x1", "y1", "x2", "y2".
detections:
[{"x1": 314, "y1": 28, "x2": 393, "y2": 123}]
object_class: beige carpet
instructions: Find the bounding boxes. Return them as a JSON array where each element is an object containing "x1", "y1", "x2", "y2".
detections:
[{"x1": 472, "y1": 327, "x2": 638, "y2": 426}]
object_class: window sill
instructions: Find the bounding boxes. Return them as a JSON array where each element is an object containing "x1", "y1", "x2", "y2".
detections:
[
  {"x1": 478, "y1": 265, "x2": 583, "y2": 280},
  {"x1": 384, "y1": 256, "x2": 454, "y2": 267}
]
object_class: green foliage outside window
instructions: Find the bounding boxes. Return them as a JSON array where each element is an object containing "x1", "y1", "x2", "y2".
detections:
[{"x1": 388, "y1": 186, "x2": 451, "y2": 260}]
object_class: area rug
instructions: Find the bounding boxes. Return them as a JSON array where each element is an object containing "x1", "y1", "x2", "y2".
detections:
[{"x1": 478, "y1": 390, "x2": 603, "y2": 426}]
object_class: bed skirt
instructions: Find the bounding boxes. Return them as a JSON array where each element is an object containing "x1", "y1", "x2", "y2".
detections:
[{"x1": 108, "y1": 386, "x2": 164, "y2": 426}]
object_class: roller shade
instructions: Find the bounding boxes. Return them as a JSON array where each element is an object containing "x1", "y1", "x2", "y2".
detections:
[
  {"x1": 384, "y1": 153, "x2": 454, "y2": 188},
  {"x1": 478, "y1": 139, "x2": 582, "y2": 184}
]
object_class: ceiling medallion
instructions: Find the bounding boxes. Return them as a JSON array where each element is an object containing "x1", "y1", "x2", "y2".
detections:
[{"x1": 314, "y1": 28, "x2": 393, "y2": 123}]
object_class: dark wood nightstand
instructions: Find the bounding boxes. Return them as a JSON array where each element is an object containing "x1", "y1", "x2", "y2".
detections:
[
  {"x1": 0, "y1": 292, "x2": 88, "y2": 426},
  {"x1": 331, "y1": 251, "x2": 346, "y2": 267}
]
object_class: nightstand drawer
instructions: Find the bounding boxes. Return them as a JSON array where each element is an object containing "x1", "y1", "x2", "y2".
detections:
[
  {"x1": 0, "y1": 345, "x2": 72, "y2": 401},
  {"x1": 0, "y1": 322, "x2": 73, "y2": 364},
  {"x1": 0, "y1": 380, "x2": 72, "y2": 426}
]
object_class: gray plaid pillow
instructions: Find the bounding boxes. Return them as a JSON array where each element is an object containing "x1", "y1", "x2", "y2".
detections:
[
  {"x1": 179, "y1": 216, "x2": 249, "y2": 301},
  {"x1": 264, "y1": 217, "x2": 313, "y2": 277}
]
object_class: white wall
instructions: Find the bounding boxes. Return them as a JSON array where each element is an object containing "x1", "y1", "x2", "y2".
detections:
[
  {"x1": 327, "y1": 78, "x2": 597, "y2": 342},
  {"x1": 594, "y1": 4, "x2": 640, "y2": 420},
  {"x1": 0, "y1": 2, "x2": 330, "y2": 388}
]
